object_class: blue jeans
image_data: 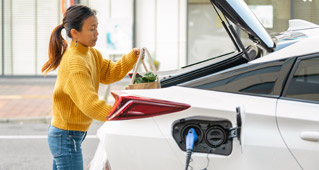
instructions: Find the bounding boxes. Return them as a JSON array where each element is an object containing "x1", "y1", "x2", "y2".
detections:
[{"x1": 48, "y1": 125, "x2": 87, "y2": 170}]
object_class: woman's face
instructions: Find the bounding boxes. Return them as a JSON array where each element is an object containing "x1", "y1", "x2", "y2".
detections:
[{"x1": 76, "y1": 15, "x2": 99, "y2": 47}]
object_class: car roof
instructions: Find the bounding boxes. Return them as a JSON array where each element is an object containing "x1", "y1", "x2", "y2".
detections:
[{"x1": 250, "y1": 35, "x2": 319, "y2": 64}]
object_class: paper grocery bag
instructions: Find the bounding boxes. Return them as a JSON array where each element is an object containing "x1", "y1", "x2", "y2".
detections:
[
  {"x1": 125, "y1": 81, "x2": 161, "y2": 90},
  {"x1": 125, "y1": 47, "x2": 161, "y2": 90}
]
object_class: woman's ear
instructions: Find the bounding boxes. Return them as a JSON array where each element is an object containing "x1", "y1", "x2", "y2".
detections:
[{"x1": 70, "y1": 28, "x2": 79, "y2": 39}]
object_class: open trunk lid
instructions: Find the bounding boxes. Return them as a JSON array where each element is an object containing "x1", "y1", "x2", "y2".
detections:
[
  {"x1": 160, "y1": 0, "x2": 271, "y2": 87},
  {"x1": 210, "y1": 0, "x2": 276, "y2": 52}
]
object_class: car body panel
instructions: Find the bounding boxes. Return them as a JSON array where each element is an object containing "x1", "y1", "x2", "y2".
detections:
[
  {"x1": 276, "y1": 99, "x2": 319, "y2": 170},
  {"x1": 251, "y1": 36, "x2": 319, "y2": 64},
  {"x1": 275, "y1": 54, "x2": 319, "y2": 169},
  {"x1": 88, "y1": 142, "x2": 108, "y2": 170},
  {"x1": 92, "y1": 87, "x2": 301, "y2": 170},
  {"x1": 287, "y1": 19, "x2": 319, "y2": 31},
  {"x1": 94, "y1": 115, "x2": 184, "y2": 170},
  {"x1": 275, "y1": 20, "x2": 319, "y2": 51},
  {"x1": 151, "y1": 87, "x2": 300, "y2": 170}
]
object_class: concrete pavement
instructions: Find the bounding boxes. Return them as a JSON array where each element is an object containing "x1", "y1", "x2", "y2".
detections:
[{"x1": 0, "y1": 77, "x2": 129, "y2": 123}]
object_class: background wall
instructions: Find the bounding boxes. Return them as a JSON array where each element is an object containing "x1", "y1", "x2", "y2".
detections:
[
  {"x1": 0, "y1": 0, "x2": 318, "y2": 76},
  {"x1": 91, "y1": 0, "x2": 187, "y2": 71},
  {"x1": 0, "y1": 0, "x2": 2, "y2": 76},
  {"x1": 2, "y1": 0, "x2": 60, "y2": 76}
]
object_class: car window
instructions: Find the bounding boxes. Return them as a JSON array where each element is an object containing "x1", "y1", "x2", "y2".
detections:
[
  {"x1": 187, "y1": 58, "x2": 292, "y2": 96},
  {"x1": 284, "y1": 57, "x2": 319, "y2": 102}
]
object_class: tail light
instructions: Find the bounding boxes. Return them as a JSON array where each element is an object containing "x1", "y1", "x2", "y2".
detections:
[{"x1": 107, "y1": 91, "x2": 191, "y2": 121}]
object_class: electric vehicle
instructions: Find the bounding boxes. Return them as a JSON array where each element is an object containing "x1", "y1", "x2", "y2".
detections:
[{"x1": 89, "y1": 0, "x2": 319, "y2": 169}]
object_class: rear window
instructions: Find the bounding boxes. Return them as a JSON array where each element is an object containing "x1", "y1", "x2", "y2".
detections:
[{"x1": 187, "y1": 59, "x2": 292, "y2": 96}]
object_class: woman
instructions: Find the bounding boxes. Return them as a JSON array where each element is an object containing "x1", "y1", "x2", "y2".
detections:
[{"x1": 42, "y1": 4, "x2": 140, "y2": 170}]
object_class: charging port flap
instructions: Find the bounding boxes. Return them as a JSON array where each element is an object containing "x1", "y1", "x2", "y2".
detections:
[{"x1": 228, "y1": 106, "x2": 246, "y2": 153}]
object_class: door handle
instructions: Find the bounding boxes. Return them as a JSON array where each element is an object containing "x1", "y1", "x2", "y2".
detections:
[{"x1": 300, "y1": 131, "x2": 319, "y2": 142}]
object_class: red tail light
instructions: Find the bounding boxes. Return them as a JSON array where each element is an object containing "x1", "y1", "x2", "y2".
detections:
[{"x1": 107, "y1": 91, "x2": 191, "y2": 121}]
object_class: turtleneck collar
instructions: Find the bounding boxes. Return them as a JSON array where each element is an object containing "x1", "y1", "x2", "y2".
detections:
[{"x1": 70, "y1": 40, "x2": 89, "y2": 54}]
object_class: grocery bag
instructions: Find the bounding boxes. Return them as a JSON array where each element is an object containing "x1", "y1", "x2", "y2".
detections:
[{"x1": 125, "y1": 47, "x2": 161, "y2": 90}]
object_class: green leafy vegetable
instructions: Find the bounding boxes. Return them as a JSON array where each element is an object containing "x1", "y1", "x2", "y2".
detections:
[
  {"x1": 134, "y1": 77, "x2": 144, "y2": 84},
  {"x1": 134, "y1": 72, "x2": 157, "y2": 84}
]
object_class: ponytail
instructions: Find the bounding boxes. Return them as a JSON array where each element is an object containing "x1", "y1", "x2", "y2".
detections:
[
  {"x1": 41, "y1": 24, "x2": 67, "y2": 75},
  {"x1": 42, "y1": 4, "x2": 96, "y2": 75}
]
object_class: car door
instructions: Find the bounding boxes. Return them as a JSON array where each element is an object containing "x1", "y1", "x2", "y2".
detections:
[
  {"x1": 276, "y1": 55, "x2": 319, "y2": 170},
  {"x1": 177, "y1": 57, "x2": 301, "y2": 170}
]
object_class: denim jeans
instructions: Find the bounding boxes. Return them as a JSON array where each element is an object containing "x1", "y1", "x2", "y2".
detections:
[{"x1": 48, "y1": 125, "x2": 87, "y2": 170}]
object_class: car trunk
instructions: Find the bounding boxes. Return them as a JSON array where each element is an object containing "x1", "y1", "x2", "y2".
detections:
[
  {"x1": 159, "y1": 0, "x2": 275, "y2": 88},
  {"x1": 160, "y1": 46, "x2": 261, "y2": 87}
]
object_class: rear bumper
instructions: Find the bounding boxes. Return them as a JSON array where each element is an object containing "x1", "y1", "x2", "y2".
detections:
[{"x1": 90, "y1": 118, "x2": 184, "y2": 170}]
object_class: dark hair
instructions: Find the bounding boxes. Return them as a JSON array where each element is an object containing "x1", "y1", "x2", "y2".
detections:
[{"x1": 41, "y1": 4, "x2": 96, "y2": 75}]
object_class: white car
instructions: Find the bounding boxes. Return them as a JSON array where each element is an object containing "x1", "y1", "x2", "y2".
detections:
[{"x1": 89, "y1": 0, "x2": 319, "y2": 170}]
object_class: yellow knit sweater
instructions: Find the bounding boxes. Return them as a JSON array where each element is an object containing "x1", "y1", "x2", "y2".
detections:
[{"x1": 51, "y1": 41, "x2": 137, "y2": 131}]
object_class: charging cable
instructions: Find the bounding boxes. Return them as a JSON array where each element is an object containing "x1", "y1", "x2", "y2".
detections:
[{"x1": 185, "y1": 128, "x2": 198, "y2": 170}]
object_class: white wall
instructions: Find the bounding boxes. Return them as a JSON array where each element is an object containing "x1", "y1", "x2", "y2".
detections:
[
  {"x1": 2, "y1": 0, "x2": 60, "y2": 76},
  {"x1": 0, "y1": 0, "x2": 2, "y2": 75},
  {"x1": 135, "y1": 0, "x2": 187, "y2": 71},
  {"x1": 90, "y1": 0, "x2": 134, "y2": 58},
  {"x1": 4, "y1": 0, "x2": 12, "y2": 75},
  {"x1": 135, "y1": 0, "x2": 156, "y2": 56},
  {"x1": 92, "y1": 0, "x2": 187, "y2": 71},
  {"x1": 37, "y1": 1, "x2": 60, "y2": 76},
  {"x1": 111, "y1": 0, "x2": 133, "y2": 18},
  {"x1": 179, "y1": 0, "x2": 187, "y2": 68},
  {"x1": 89, "y1": 0, "x2": 110, "y2": 54},
  {"x1": 12, "y1": 0, "x2": 36, "y2": 75}
]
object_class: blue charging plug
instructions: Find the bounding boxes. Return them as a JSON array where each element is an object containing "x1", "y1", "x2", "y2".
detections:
[
  {"x1": 186, "y1": 128, "x2": 198, "y2": 150},
  {"x1": 185, "y1": 128, "x2": 198, "y2": 170}
]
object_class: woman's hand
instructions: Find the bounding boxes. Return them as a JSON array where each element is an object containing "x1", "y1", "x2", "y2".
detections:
[
  {"x1": 133, "y1": 48, "x2": 141, "y2": 56},
  {"x1": 133, "y1": 48, "x2": 144, "y2": 59}
]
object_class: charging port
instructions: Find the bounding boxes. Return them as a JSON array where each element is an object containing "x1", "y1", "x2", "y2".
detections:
[
  {"x1": 172, "y1": 117, "x2": 233, "y2": 156},
  {"x1": 181, "y1": 124, "x2": 203, "y2": 145}
]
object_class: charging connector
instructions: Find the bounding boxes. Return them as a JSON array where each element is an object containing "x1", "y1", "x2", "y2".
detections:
[{"x1": 185, "y1": 128, "x2": 198, "y2": 170}]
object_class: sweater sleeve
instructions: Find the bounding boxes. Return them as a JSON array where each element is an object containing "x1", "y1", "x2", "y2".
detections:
[
  {"x1": 98, "y1": 50, "x2": 138, "y2": 84},
  {"x1": 64, "y1": 70, "x2": 112, "y2": 122}
]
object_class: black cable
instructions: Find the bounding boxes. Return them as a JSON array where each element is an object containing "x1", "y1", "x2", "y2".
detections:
[{"x1": 185, "y1": 150, "x2": 192, "y2": 170}]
